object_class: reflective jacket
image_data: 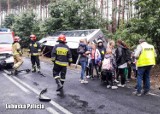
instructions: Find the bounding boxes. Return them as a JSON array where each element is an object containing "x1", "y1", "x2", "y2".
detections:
[
  {"x1": 28, "y1": 41, "x2": 41, "y2": 56},
  {"x1": 12, "y1": 42, "x2": 22, "y2": 56},
  {"x1": 137, "y1": 43, "x2": 156, "y2": 67},
  {"x1": 51, "y1": 43, "x2": 72, "y2": 66}
]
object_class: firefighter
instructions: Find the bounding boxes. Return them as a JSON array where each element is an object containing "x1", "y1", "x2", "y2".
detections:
[
  {"x1": 51, "y1": 34, "x2": 72, "y2": 92},
  {"x1": 12, "y1": 36, "x2": 23, "y2": 75},
  {"x1": 28, "y1": 34, "x2": 41, "y2": 72}
]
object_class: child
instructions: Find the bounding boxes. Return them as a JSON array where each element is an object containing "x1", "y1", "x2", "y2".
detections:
[
  {"x1": 86, "y1": 42, "x2": 92, "y2": 78},
  {"x1": 101, "y1": 49, "x2": 118, "y2": 89}
]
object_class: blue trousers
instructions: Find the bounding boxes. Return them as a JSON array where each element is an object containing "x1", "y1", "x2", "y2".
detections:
[
  {"x1": 137, "y1": 66, "x2": 152, "y2": 93},
  {"x1": 80, "y1": 61, "x2": 87, "y2": 80}
]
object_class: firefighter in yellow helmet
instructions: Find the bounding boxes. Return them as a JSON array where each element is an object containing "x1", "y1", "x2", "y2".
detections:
[
  {"x1": 51, "y1": 34, "x2": 72, "y2": 92},
  {"x1": 133, "y1": 39, "x2": 156, "y2": 96},
  {"x1": 12, "y1": 36, "x2": 23, "y2": 75}
]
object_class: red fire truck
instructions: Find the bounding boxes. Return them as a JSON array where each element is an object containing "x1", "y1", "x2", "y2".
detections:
[{"x1": 0, "y1": 28, "x2": 14, "y2": 68}]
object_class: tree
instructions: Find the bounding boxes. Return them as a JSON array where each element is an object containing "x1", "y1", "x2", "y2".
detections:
[
  {"x1": 7, "y1": 0, "x2": 10, "y2": 14},
  {"x1": 113, "y1": 0, "x2": 160, "y2": 63},
  {"x1": 2, "y1": 14, "x2": 15, "y2": 28},
  {"x1": 42, "y1": 0, "x2": 103, "y2": 35},
  {"x1": 12, "y1": 11, "x2": 41, "y2": 48},
  {"x1": 112, "y1": 0, "x2": 117, "y2": 33}
]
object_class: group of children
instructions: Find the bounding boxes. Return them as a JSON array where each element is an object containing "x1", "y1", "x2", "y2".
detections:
[{"x1": 78, "y1": 38, "x2": 137, "y2": 89}]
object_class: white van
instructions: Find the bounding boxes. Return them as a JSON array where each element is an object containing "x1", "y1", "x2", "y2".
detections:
[{"x1": 0, "y1": 31, "x2": 14, "y2": 68}]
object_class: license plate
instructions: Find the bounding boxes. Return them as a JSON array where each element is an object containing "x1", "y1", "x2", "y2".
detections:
[{"x1": 0, "y1": 56, "x2": 6, "y2": 59}]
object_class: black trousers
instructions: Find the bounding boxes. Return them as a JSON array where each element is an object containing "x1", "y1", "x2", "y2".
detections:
[
  {"x1": 86, "y1": 63, "x2": 92, "y2": 76},
  {"x1": 98, "y1": 62, "x2": 102, "y2": 73},
  {"x1": 53, "y1": 63, "x2": 67, "y2": 81},
  {"x1": 101, "y1": 70, "x2": 113, "y2": 86},
  {"x1": 116, "y1": 68, "x2": 120, "y2": 80},
  {"x1": 119, "y1": 68, "x2": 126, "y2": 85},
  {"x1": 31, "y1": 56, "x2": 40, "y2": 68},
  {"x1": 128, "y1": 66, "x2": 132, "y2": 79},
  {"x1": 91, "y1": 59, "x2": 99, "y2": 77}
]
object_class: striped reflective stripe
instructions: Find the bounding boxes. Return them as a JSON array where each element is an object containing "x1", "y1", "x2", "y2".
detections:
[
  {"x1": 55, "y1": 61, "x2": 68, "y2": 66},
  {"x1": 32, "y1": 53, "x2": 39, "y2": 56},
  {"x1": 51, "y1": 57, "x2": 55, "y2": 61},
  {"x1": 69, "y1": 58, "x2": 72, "y2": 62},
  {"x1": 60, "y1": 79, "x2": 65, "y2": 81},
  {"x1": 56, "y1": 47, "x2": 68, "y2": 51},
  {"x1": 55, "y1": 76, "x2": 60, "y2": 79},
  {"x1": 13, "y1": 53, "x2": 19, "y2": 55}
]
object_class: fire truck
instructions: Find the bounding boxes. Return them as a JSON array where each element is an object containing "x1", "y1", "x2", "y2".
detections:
[{"x1": 0, "y1": 28, "x2": 14, "y2": 68}]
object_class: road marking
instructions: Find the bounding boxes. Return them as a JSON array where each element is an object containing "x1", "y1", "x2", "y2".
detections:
[
  {"x1": 148, "y1": 93, "x2": 160, "y2": 97},
  {"x1": 3, "y1": 70, "x2": 11, "y2": 74},
  {"x1": 2, "y1": 73, "x2": 31, "y2": 94},
  {"x1": 13, "y1": 76, "x2": 73, "y2": 114},
  {"x1": 49, "y1": 100, "x2": 72, "y2": 114},
  {"x1": 46, "y1": 107, "x2": 60, "y2": 114}
]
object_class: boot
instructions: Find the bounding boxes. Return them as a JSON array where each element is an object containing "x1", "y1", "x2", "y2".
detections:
[
  {"x1": 57, "y1": 89, "x2": 65, "y2": 97},
  {"x1": 12, "y1": 69, "x2": 18, "y2": 76},
  {"x1": 37, "y1": 66, "x2": 40, "y2": 73},
  {"x1": 61, "y1": 81, "x2": 64, "y2": 85},
  {"x1": 32, "y1": 65, "x2": 36, "y2": 72},
  {"x1": 55, "y1": 79, "x2": 63, "y2": 91}
]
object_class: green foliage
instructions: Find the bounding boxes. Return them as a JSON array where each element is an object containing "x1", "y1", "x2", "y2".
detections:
[
  {"x1": 0, "y1": 0, "x2": 51, "y2": 11},
  {"x1": 42, "y1": 0, "x2": 104, "y2": 35},
  {"x1": 2, "y1": 14, "x2": 15, "y2": 28},
  {"x1": 113, "y1": 0, "x2": 160, "y2": 63},
  {"x1": 12, "y1": 11, "x2": 41, "y2": 48}
]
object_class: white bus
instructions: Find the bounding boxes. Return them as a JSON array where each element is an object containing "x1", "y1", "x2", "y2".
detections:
[{"x1": 39, "y1": 29, "x2": 107, "y2": 63}]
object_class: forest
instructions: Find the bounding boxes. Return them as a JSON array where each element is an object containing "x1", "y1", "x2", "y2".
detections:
[{"x1": 0, "y1": 0, "x2": 160, "y2": 62}]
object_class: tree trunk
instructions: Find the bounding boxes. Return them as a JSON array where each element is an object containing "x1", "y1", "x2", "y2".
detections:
[
  {"x1": 100, "y1": 0, "x2": 103, "y2": 20},
  {"x1": 118, "y1": 0, "x2": 121, "y2": 28},
  {"x1": 112, "y1": 0, "x2": 117, "y2": 33},
  {"x1": 0, "y1": 0, "x2": 1, "y2": 26},
  {"x1": 122, "y1": 0, "x2": 125, "y2": 24},
  {"x1": 40, "y1": 0, "x2": 42, "y2": 20},
  {"x1": 46, "y1": 0, "x2": 48, "y2": 18},
  {"x1": 105, "y1": 0, "x2": 108, "y2": 30},
  {"x1": 130, "y1": 0, "x2": 133, "y2": 18},
  {"x1": 7, "y1": 0, "x2": 10, "y2": 14}
]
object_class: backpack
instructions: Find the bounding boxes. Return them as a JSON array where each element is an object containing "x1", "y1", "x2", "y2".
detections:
[
  {"x1": 102, "y1": 57, "x2": 113, "y2": 70},
  {"x1": 77, "y1": 43, "x2": 87, "y2": 54},
  {"x1": 122, "y1": 48, "x2": 131, "y2": 62}
]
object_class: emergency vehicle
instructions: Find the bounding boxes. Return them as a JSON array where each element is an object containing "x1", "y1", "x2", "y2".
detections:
[
  {"x1": 0, "y1": 28, "x2": 14, "y2": 68},
  {"x1": 39, "y1": 29, "x2": 107, "y2": 63}
]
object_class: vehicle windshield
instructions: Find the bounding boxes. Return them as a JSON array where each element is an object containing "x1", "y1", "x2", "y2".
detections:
[
  {"x1": 0, "y1": 33, "x2": 13, "y2": 44},
  {"x1": 52, "y1": 30, "x2": 95, "y2": 37}
]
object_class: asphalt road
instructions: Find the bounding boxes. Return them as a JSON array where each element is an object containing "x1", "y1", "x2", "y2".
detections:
[{"x1": 0, "y1": 58, "x2": 160, "y2": 114}]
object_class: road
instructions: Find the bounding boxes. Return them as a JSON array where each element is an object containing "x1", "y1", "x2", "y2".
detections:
[{"x1": 0, "y1": 58, "x2": 160, "y2": 114}]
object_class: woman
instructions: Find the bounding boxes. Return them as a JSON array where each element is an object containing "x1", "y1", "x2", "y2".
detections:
[
  {"x1": 107, "y1": 40, "x2": 119, "y2": 83},
  {"x1": 77, "y1": 39, "x2": 89, "y2": 84},
  {"x1": 90, "y1": 43, "x2": 101, "y2": 79},
  {"x1": 115, "y1": 39, "x2": 129, "y2": 87}
]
